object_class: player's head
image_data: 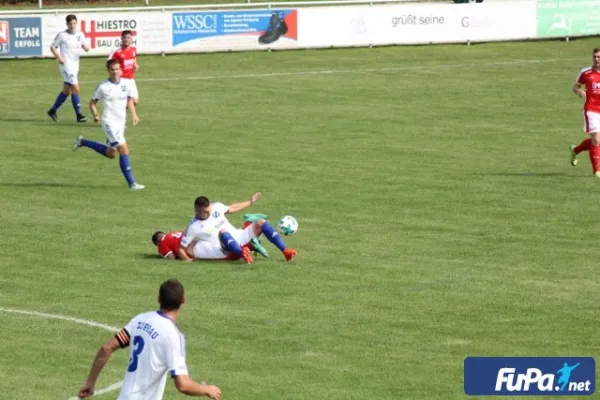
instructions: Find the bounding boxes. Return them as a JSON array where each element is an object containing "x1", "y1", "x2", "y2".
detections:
[
  {"x1": 194, "y1": 196, "x2": 211, "y2": 220},
  {"x1": 66, "y1": 15, "x2": 77, "y2": 33},
  {"x1": 106, "y1": 58, "x2": 122, "y2": 80},
  {"x1": 158, "y1": 279, "x2": 185, "y2": 311},
  {"x1": 594, "y1": 48, "x2": 600, "y2": 68},
  {"x1": 152, "y1": 231, "x2": 165, "y2": 246},
  {"x1": 121, "y1": 30, "x2": 133, "y2": 47}
]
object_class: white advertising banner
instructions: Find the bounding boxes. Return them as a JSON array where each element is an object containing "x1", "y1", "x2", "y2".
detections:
[
  {"x1": 297, "y1": 1, "x2": 536, "y2": 48},
  {"x1": 0, "y1": 0, "x2": 540, "y2": 59},
  {"x1": 42, "y1": 11, "x2": 171, "y2": 57}
]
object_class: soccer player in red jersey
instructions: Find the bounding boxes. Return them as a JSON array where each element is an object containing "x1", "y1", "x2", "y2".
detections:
[
  {"x1": 108, "y1": 30, "x2": 139, "y2": 102},
  {"x1": 570, "y1": 48, "x2": 600, "y2": 176}
]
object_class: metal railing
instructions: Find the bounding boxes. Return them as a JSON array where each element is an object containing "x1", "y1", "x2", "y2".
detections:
[
  {"x1": 3, "y1": 0, "x2": 449, "y2": 11},
  {"x1": 2, "y1": 0, "x2": 444, "y2": 12}
]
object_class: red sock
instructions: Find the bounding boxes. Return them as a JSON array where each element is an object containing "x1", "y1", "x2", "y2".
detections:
[
  {"x1": 243, "y1": 221, "x2": 252, "y2": 228},
  {"x1": 590, "y1": 144, "x2": 600, "y2": 173},
  {"x1": 575, "y1": 138, "x2": 592, "y2": 154}
]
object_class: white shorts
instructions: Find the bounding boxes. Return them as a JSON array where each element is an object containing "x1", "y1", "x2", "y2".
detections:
[
  {"x1": 193, "y1": 241, "x2": 227, "y2": 260},
  {"x1": 192, "y1": 225, "x2": 258, "y2": 260},
  {"x1": 230, "y1": 224, "x2": 258, "y2": 246},
  {"x1": 59, "y1": 65, "x2": 78, "y2": 85},
  {"x1": 102, "y1": 122, "x2": 126, "y2": 147},
  {"x1": 584, "y1": 110, "x2": 600, "y2": 133}
]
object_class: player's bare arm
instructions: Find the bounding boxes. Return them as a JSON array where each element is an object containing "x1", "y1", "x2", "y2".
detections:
[
  {"x1": 50, "y1": 46, "x2": 64, "y2": 64},
  {"x1": 173, "y1": 375, "x2": 222, "y2": 399},
  {"x1": 180, "y1": 238, "x2": 200, "y2": 262},
  {"x1": 89, "y1": 99, "x2": 100, "y2": 123},
  {"x1": 82, "y1": 43, "x2": 90, "y2": 52},
  {"x1": 127, "y1": 98, "x2": 140, "y2": 125},
  {"x1": 78, "y1": 335, "x2": 123, "y2": 398},
  {"x1": 177, "y1": 247, "x2": 194, "y2": 262},
  {"x1": 573, "y1": 83, "x2": 586, "y2": 98},
  {"x1": 227, "y1": 192, "x2": 262, "y2": 214}
]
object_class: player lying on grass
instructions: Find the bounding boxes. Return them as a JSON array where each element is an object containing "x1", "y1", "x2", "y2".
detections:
[
  {"x1": 152, "y1": 214, "x2": 270, "y2": 262},
  {"x1": 181, "y1": 193, "x2": 297, "y2": 264}
]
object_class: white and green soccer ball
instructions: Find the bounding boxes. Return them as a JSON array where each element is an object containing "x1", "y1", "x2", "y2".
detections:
[{"x1": 277, "y1": 215, "x2": 298, "y2": 235}]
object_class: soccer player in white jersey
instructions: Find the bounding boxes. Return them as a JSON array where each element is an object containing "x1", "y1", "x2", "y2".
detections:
[
  {"x1": 47, "y1": 14, "x2": 89, "y2": 123},
  {"x1": 72, "y1": 59, "x2": 144, "y2": 190},
  {"x1": 180, "y1": 193, "x2": 297, "y2": 264},
  {"x1": 77, "y1": 279, "x2": 222, "y2": 400}
]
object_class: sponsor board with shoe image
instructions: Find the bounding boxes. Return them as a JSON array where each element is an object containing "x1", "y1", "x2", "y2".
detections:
[{"x1": 171, "y1": 10, "x2": 298, "y2": 52}]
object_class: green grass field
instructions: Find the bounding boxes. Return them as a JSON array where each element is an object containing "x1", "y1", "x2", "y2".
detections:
[{"x1": 0, "y1": 37, "x2": 599, "y2": 400}]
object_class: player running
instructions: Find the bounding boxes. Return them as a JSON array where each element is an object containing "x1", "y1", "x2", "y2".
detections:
[
  {"x1": 108, "y1": 30, "x2": 139, "y2": 103},
  {"x1": 570, "y1": 47, "x2": 600, "y2": 176},
  {"x1": 72, "y1": 59, "x2": 144, "y2": 190},
  {"x1": 77, "y1": 279, "x2": 221, "y2": 400},
  {"x1": 153, "y1": 214, "x2": 270, "y2": 261},
  {"x1": 180, "y1": 193, "x2": 297, "y2": 264},
  {"x1": 47, "y1": 14, "x2": 90, "y2": 123}
]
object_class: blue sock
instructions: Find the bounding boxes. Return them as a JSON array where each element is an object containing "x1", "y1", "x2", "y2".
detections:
[
  {"x1": 261, "y1": 222, "x2": 287, "y2": 252},
  {"x1": 81, "y1": 139, "x2": 109, "y2": 157},
  {"x1": 219, "y1": 232, "x2": 242, "y2": 257},
  {"x1": 51, "y1": 92, "x2": 68, "y2": 112},
  {"x1": 71, "y1": 93, "x2": 82, "y2": 116},
  {"x1": 119, "y1": 155, "x2": 135, "y2": 187}
]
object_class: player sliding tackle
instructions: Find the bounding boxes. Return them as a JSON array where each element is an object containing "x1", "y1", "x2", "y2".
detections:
[
  {"x1": 152, "y1": 214, "x2": 270, "y2": 262},
  {"x1": 181, "y1": 193, "x2": 297, "y2": 264}
]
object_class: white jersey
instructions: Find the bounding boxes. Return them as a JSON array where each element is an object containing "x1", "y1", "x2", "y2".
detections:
[
  {"x1": 117, "y1": 311, "x2": 188, "y2": 400},
  {"x1": 51, "y1": 30, "x2": 85, "y2": 71},
  {"x1": 93, "y1": 78, "x2": 138, "y2": 125},
  {"x1": 181, "y1": 202, "x2": 235, "y2": 247}
]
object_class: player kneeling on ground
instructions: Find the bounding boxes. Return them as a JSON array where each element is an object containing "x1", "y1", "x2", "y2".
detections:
[{"x1": 181, "y1": 193, "x2": 297, "y2": 264}]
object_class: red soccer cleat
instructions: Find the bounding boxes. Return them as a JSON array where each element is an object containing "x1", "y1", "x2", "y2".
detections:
[
  {"x1": 283, "y1": 248, "x2": 297, "y2": 262},
  {"x1": 242, "y1": 247, "x2": 254, "y2": 264}
]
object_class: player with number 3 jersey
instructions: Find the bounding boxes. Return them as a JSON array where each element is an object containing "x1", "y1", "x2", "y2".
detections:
[{"x1": 77, "y1": 279, "x2": 221, "y2": 400}]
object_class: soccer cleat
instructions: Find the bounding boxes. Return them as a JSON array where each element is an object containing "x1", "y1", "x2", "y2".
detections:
[
  {"x1": 594, "y1": 172, "x2": 600, "y2": 178},
  {"x1": 129, "y1": 183, "x2": 145, "y2": 190},
  {"x1": 283, "y1": 248, "x2": 297, "y2": 262},
  {"x1": 243, "y1": 213, "x2": 268, "y2": 223},
  {"x1": 47, "y1": 109, "x2": 58, "y2": 122},
  {"x1": 258, "y1": 12, "x2": 288, "y2": 45},
  {"x1": 569, "y1": 145, "x2": 578, "y2": 166},
  {"x1": 250, "y1": 238, "x2": 269, "y2": 258},
  {"x1": 77, "y1": 114, "x2": 88, "y2": 123},
  {"x1": 242, "y1": 247, "x2": 254, "y2": 264},
  {"x1": 72, "y1": 135, "x2": 83, "y2": 151}
]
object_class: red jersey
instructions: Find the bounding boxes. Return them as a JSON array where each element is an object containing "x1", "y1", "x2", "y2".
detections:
[
  {"x1": 577, "y1": 67, "x2": 600, "y2": 113},
  {"x1": 108, "y1": 46, "x2": 137, "y2": 79},
  {"x1": 157, "y1": 232, "x2": 183, "y2": 258}
]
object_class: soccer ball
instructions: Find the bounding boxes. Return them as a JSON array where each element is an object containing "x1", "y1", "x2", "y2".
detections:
[{"x1": 277, "y1": 216, "x2": 298, "y2": 235}]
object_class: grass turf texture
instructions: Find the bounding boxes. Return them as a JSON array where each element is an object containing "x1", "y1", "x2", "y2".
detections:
[{"x1": 0, "y1": 38, "x2": 599, "y2": 399}]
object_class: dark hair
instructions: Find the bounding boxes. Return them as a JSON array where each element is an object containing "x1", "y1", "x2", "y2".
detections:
[
  {"x1": 106, "y1": 58, "x2": 120, "y2": 69},
  {"x1": 66, "y1": 14, "x2": 77, "y2": 23},
  {"x1": 594, "y1": 48, "x2": 600, "y2": 54},
  {"x1": 152, "y1": 231, "x2": 164, "y2": 246},
  {"x1": 194, "y1": 196, "x2": 210, "y2": 208},
  {"x1": 159, "y1": 279, "x2": 185, "y2": 310},
  {"x1": 121, "y1": 30, "x2": 132, "y2": 37}
]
